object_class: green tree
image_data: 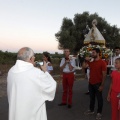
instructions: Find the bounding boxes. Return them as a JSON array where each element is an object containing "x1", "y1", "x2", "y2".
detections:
[
  {"x1": 55, "y1": 17, "x2": 76, "y2": 53},
  {"x1": 55, "y1": 12, "x2": 120, "y2": 53}
]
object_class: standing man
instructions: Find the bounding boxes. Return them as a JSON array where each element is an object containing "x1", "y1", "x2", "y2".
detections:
[
  {"x1": 7, "y1": 47, "x2": 56, "y2": 120},
  {"x1": 111, "y1": 47, "x2": 120, "y2": 71},
  {"x1": 58, "y1": 48, "x2": 75, "y2": 108},
  {"x1": 83, "y1": 48, "x2": 107, "y2": 119}
]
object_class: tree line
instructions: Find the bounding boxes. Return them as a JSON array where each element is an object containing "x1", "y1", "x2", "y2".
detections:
[{"x1": 0, "y1": 50, "x2": 63, "y2": 64}]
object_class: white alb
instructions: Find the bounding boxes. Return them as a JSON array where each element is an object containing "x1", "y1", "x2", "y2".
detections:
[{"x1": 7, "y1": 60, "x2": 56, "y2": 120}]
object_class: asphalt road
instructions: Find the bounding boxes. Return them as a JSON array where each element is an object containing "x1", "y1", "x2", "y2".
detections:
[{"x1": 0, "y1": 76, "x2": 111, "y2": 120}]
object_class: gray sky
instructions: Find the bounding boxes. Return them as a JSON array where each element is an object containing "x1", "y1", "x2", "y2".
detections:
[{"x1": 0, "y1": 0, "x2": 120, "y2": 53}]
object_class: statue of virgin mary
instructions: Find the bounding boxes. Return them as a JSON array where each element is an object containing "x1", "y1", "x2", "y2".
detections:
[{"x1": 84, "y1": 19, "x2": 105, "y2": 45}]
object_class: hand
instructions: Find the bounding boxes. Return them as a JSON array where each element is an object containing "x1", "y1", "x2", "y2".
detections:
[
  {"x1": 33, "y1": 62, "x2": 36, "y2": 67},
  {"x1": 98, "y1": 85, "x2": 103, "y2": 91},
  {"x1": 107, "y1": 94, "x2": 111, "y2": 102},
  {"x1": 65, "y1": 60, "x2": 70, "y2": 64},
  {"x1": 40, "y1": 61, "x2": 47, "y2": 72},
  {"x1": 85, "y1": 57, "x2": 91, "y2": 61}
]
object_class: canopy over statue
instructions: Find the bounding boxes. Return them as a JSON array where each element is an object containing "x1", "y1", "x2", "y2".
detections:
[{"x1": 84, "y1": 19, "x2": 105, "y2": 45}]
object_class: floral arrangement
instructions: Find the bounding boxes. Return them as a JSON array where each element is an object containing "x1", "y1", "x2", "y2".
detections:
[{"x1": 79, "y1": 44, "x2": 112, "y2": 59}]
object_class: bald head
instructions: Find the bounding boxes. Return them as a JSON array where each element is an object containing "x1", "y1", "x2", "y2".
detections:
[{"x1": 17, "y1": 47, "x2": 34, "y2": 61}]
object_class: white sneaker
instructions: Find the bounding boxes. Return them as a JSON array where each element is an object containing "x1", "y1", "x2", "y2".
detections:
[
  {"x1": 96, "y1": 113, "x2": 102, "y2": 119},
  {"x1": 84, "y1": 110, "x2": 94, "y2": 115}
]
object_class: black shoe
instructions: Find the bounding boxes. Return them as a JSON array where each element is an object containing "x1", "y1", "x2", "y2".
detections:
[
  {"x1": 85, "y1": 92, "x2": 89, "y2": 95},
  {"x1": 68, "y1": 105, "x2": 72, "y2": 108},
  {"x1": 58, "y1": 103, "x2": 67, "y2": 106}
]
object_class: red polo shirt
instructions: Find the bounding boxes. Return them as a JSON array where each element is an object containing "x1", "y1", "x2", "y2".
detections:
[{"x1": 88, "y1": 59, "x2": 107, "y2": 85}]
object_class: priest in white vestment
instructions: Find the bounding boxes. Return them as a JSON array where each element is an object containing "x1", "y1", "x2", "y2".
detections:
[{"x1": 7, "y1": 47, "x2": 56, "y2": 120}]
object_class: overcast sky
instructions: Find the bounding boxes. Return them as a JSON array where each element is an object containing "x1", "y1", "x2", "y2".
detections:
[{"x1": 0, "y1": 0, "x2": 120, "y2": 53}]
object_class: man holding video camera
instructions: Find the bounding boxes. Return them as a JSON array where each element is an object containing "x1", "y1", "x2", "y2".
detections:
[
  {"x1": 7, "y1": 47, "x2": 56, "y2": 120},
  {"x1": 58, "y1": 48, "x2": 76, "y2": 108}
]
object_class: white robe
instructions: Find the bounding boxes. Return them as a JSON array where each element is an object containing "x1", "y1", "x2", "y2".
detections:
[{"x1": 7, "y1": 60, "x2": 56, "y2": 120}]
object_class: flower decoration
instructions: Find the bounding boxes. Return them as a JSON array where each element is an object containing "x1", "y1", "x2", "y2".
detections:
[{"x1": 79, "y1": 44, "x2": 112, "y2": 59}]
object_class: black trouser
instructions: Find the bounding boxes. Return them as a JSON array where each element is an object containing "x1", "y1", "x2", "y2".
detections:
[
  {"x1": 107, "y1": 67, "x2": 110, "y2": 75},
  {"x1": 89, "y1": 83, "x2": 103, "y2": 113}
]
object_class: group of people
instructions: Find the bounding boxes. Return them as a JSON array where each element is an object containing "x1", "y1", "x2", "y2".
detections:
[
  {"x1": 83, "y1": 47, "x2": 120, "y2": 120},
  {"x1": 7, "y1": 46, "x2": 120, "y2": 120},
  {"x1": 58, "y1": 47, "x2": 120, "y2": 120}
]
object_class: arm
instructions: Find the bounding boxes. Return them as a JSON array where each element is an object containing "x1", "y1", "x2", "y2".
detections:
[
  {"x1": 60, "y1": 62, "x2": 67, "y2": 70},
  {"x1": 99, "y1": 61, "x2": 107, "y2": 91},
  {"x1": 49, "y1": 70, "x2": 53, "y2": 75},
  {"x1": 68, "y1": 63, "x2": 74, "y2": 71},
  {"x1": 47, "y1": 63, "x2": 53, "y2": 75},
  {"x1": 60, "y1": 58, "x2": 73, "y2": 71},
  {"x1": 60, "y1": 61, "x2": 67, "y2": 78},
  {"x1": 68, "y1": 59, "x2": 76, "y2": 71},
  {"x1": 60, "y1": 58, "x2": 66, "y2": 78},
  {"x1": 101, "y1": 71, "x2": 107, "y2": 86},
  {"x1": 82, "y1": 57, "x2": 91, "y2": 69},
  {"x1": 38, "y1": 71, "x2": 57, "y2": 101},
  {"x1": 82, "y1": 61, "x2": 89, "y2": 69}
]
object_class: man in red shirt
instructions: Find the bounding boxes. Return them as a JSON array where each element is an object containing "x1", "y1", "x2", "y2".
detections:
[{"x1": 83, "y1": 48, "x2": 107, "y2": 119}]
